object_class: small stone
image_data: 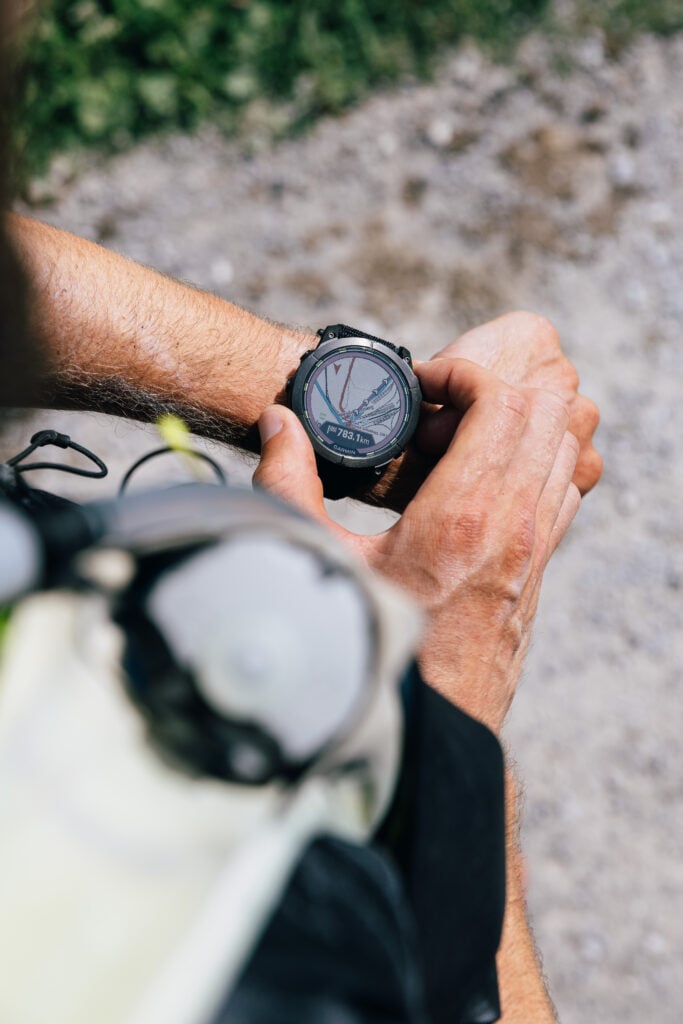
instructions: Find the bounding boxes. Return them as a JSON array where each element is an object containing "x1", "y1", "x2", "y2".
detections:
[
  {"x1": 575, "y1": 34, "x2": 605, "y2": 71},
  {"x1": 451, "y1": 45, "x2": 484, "y2": 86},
  {"x1": 610, "y1": 152, "x2": 638, "y2": 189},
  {"x1": 426, "y1": 116, "x2": 456, "y2": 149},
  {"x1": 425, "y1": 117, "x2": 478, "y2": 153}
]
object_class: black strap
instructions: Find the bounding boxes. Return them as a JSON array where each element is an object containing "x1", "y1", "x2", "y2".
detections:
[
  {"x1": 315, "y1": 455, "x2": 385, "y2": 501},
  {"x1": 318, "y1": 323, "x2": 402, "y2": 356}
]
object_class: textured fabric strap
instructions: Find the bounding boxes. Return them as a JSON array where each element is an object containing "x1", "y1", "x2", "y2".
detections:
[{"x1": 319, "y1": 323, "x2": 400, "y2": 354}]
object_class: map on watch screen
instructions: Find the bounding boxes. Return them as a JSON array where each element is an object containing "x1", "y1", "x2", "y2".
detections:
[{"x1": 305, "y1": 350, "x2": 407, "y2": 457}]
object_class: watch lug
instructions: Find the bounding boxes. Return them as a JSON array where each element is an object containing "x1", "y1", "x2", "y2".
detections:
[
  {"x1": 398, "y1": 346, "x2": 412, "y2": 365},
  {"x1": 318, "y1": 325, "x2": 339, "y2": 342}
]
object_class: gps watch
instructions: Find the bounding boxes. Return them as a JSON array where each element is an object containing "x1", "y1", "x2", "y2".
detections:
[{"x1": 288, "y1": 324, "x2": 422, "y2": 499}]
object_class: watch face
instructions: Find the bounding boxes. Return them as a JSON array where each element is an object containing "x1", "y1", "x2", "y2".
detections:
[{"x1": 301, "y1": 345, "x2": 411, "y2": 461}]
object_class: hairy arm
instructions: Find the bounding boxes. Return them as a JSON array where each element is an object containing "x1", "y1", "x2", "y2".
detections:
[
  {"x1": 8, "y1": 212, "x2": 316, "y2": 448},
  {"x1": 497, "y1": 770, "x2": 557, "y2": 1023},
  {"x1": 8, "y1": 216, "x2": 600, "y2": 510}
]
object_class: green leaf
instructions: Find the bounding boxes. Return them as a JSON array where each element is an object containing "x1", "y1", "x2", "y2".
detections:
[{"x1": 137, "y1": 72, "x2": 179, "y2": 118}]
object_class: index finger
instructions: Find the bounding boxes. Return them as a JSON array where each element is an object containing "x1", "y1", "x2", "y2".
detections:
[
  {"x1": 415, "y1": 356, "x2": 511, "y2": 411},
  {"x1": 408, "y1": 359, "x2": 530, "y2": 512}
]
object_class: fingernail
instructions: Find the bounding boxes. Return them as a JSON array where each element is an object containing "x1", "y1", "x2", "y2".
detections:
[{"x1": 258, "y1": 407, "x2": 284, "y2": 445}]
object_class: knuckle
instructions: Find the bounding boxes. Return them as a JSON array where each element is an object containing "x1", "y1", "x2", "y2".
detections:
[
  {"x1": 504, "y1": 310, "x2": 561, "y2": 346},
  {"x1": 530, "y1": 387, "x2": 570, "y2": 426},
  {"x1": 562, "y1": 361, "x2": 580, "y2": 393},
  {"x1": 579, "y1": 449, "x2": 604, "y2": 490},
  {"x1": 585, "y1": 397, "x2": 601, "y2": 430},
  {"x1": 496, "y1": 385, "x2": 531, "y2": 421}
]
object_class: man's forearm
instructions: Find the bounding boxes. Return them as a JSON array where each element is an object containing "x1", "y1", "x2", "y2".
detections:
[
  {"x1": 497, "y1": 770, "x2": 557, "y2": 1023},
  {"x1": 8, "y1": 213, "x2": 315, "y2": 447}
]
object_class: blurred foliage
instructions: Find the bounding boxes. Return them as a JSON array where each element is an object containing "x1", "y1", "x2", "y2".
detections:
[
  {"x1": 12, "y1": 0, "x2": 548, "y2": 180},
  {"x1": 575, "y1": 0, "x2": 683, "y2": 54},
  {"x1": 10, "y1": 0, "x2": 683, "y2": 182}
]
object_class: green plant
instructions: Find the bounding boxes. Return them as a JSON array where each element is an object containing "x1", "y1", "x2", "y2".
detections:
[
  {"x1": 12, "y1": 0, "x2": 549, "y2": 181},
  {"x1": 574, "y1": 0, "x2": 683, "y2": 42},
  {"x1": 12, "y1": 0, "x2": 682, "y2": 184}
]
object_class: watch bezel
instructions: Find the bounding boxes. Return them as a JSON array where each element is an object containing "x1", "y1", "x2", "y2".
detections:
[{"x1": 290, "y1": 336, "x2": 422, "y2": 469}]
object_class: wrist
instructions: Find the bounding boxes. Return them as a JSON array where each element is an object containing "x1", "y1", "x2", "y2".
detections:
[
  {"x1": 503, "y1": 767, "x2": 526, "y2": 902},
  {"x1": 414, "y1": 604, "x2": 524, "y2": 735},
  {"x1": 183, "y1": 301, "x2": 315, "y2": 447},
  {"x1": 239, "y1": 317, "x2": 317, "y2": 447}
]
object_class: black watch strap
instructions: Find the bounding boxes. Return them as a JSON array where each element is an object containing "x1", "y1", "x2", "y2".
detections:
[
  {"x1": 317, "y1": 324, "x2": 407, "y2": 361},
  {"x1": 315, "y1": 456, "x2": 386, "y2": 501}
]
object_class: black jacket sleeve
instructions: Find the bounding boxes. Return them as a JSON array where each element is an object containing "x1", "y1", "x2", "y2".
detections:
[
  {"x1": 391, "y1": 666, "x2": 506, "y2": 1024},
  {"x1": 219, "y1": 665, "x2": 506, "y2": 1024}
]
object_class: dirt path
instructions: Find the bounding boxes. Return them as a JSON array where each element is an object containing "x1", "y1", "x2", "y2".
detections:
[{"x1": 10, "y1": 29, "x2": 683, "y2": 1023}]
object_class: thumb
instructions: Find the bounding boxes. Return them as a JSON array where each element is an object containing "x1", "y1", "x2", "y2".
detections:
[
  {"x1": 254, "y1": 406, "x2": 375, "y2": 558},
  {"x1": 253, "y1": 405, "x2": 328, "y2": 521}
]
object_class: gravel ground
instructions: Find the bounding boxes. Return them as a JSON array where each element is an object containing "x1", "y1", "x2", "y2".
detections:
[{"x1": 8, "y1": 28, "x2": 683, "y2": 1023}]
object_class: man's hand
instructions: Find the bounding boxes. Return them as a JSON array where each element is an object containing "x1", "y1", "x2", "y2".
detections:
[
  {"x1": 431, "y1": 311, "x2": 602, "y2": 495},
  {"x1": 254, "y1": 359, "x2": 580, "y2": 734},
  {"x1": 370, "y1": 311, "x2": 601, "y2": 513}
]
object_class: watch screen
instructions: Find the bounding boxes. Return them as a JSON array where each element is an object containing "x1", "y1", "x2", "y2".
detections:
[{"x1": 303, "y1": 347, "x2": 408, "y2": 458}]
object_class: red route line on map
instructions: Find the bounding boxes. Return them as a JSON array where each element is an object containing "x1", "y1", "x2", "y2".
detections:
[{"x1": 338, "y1": 357, "x2": 356, "y2": 415}]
